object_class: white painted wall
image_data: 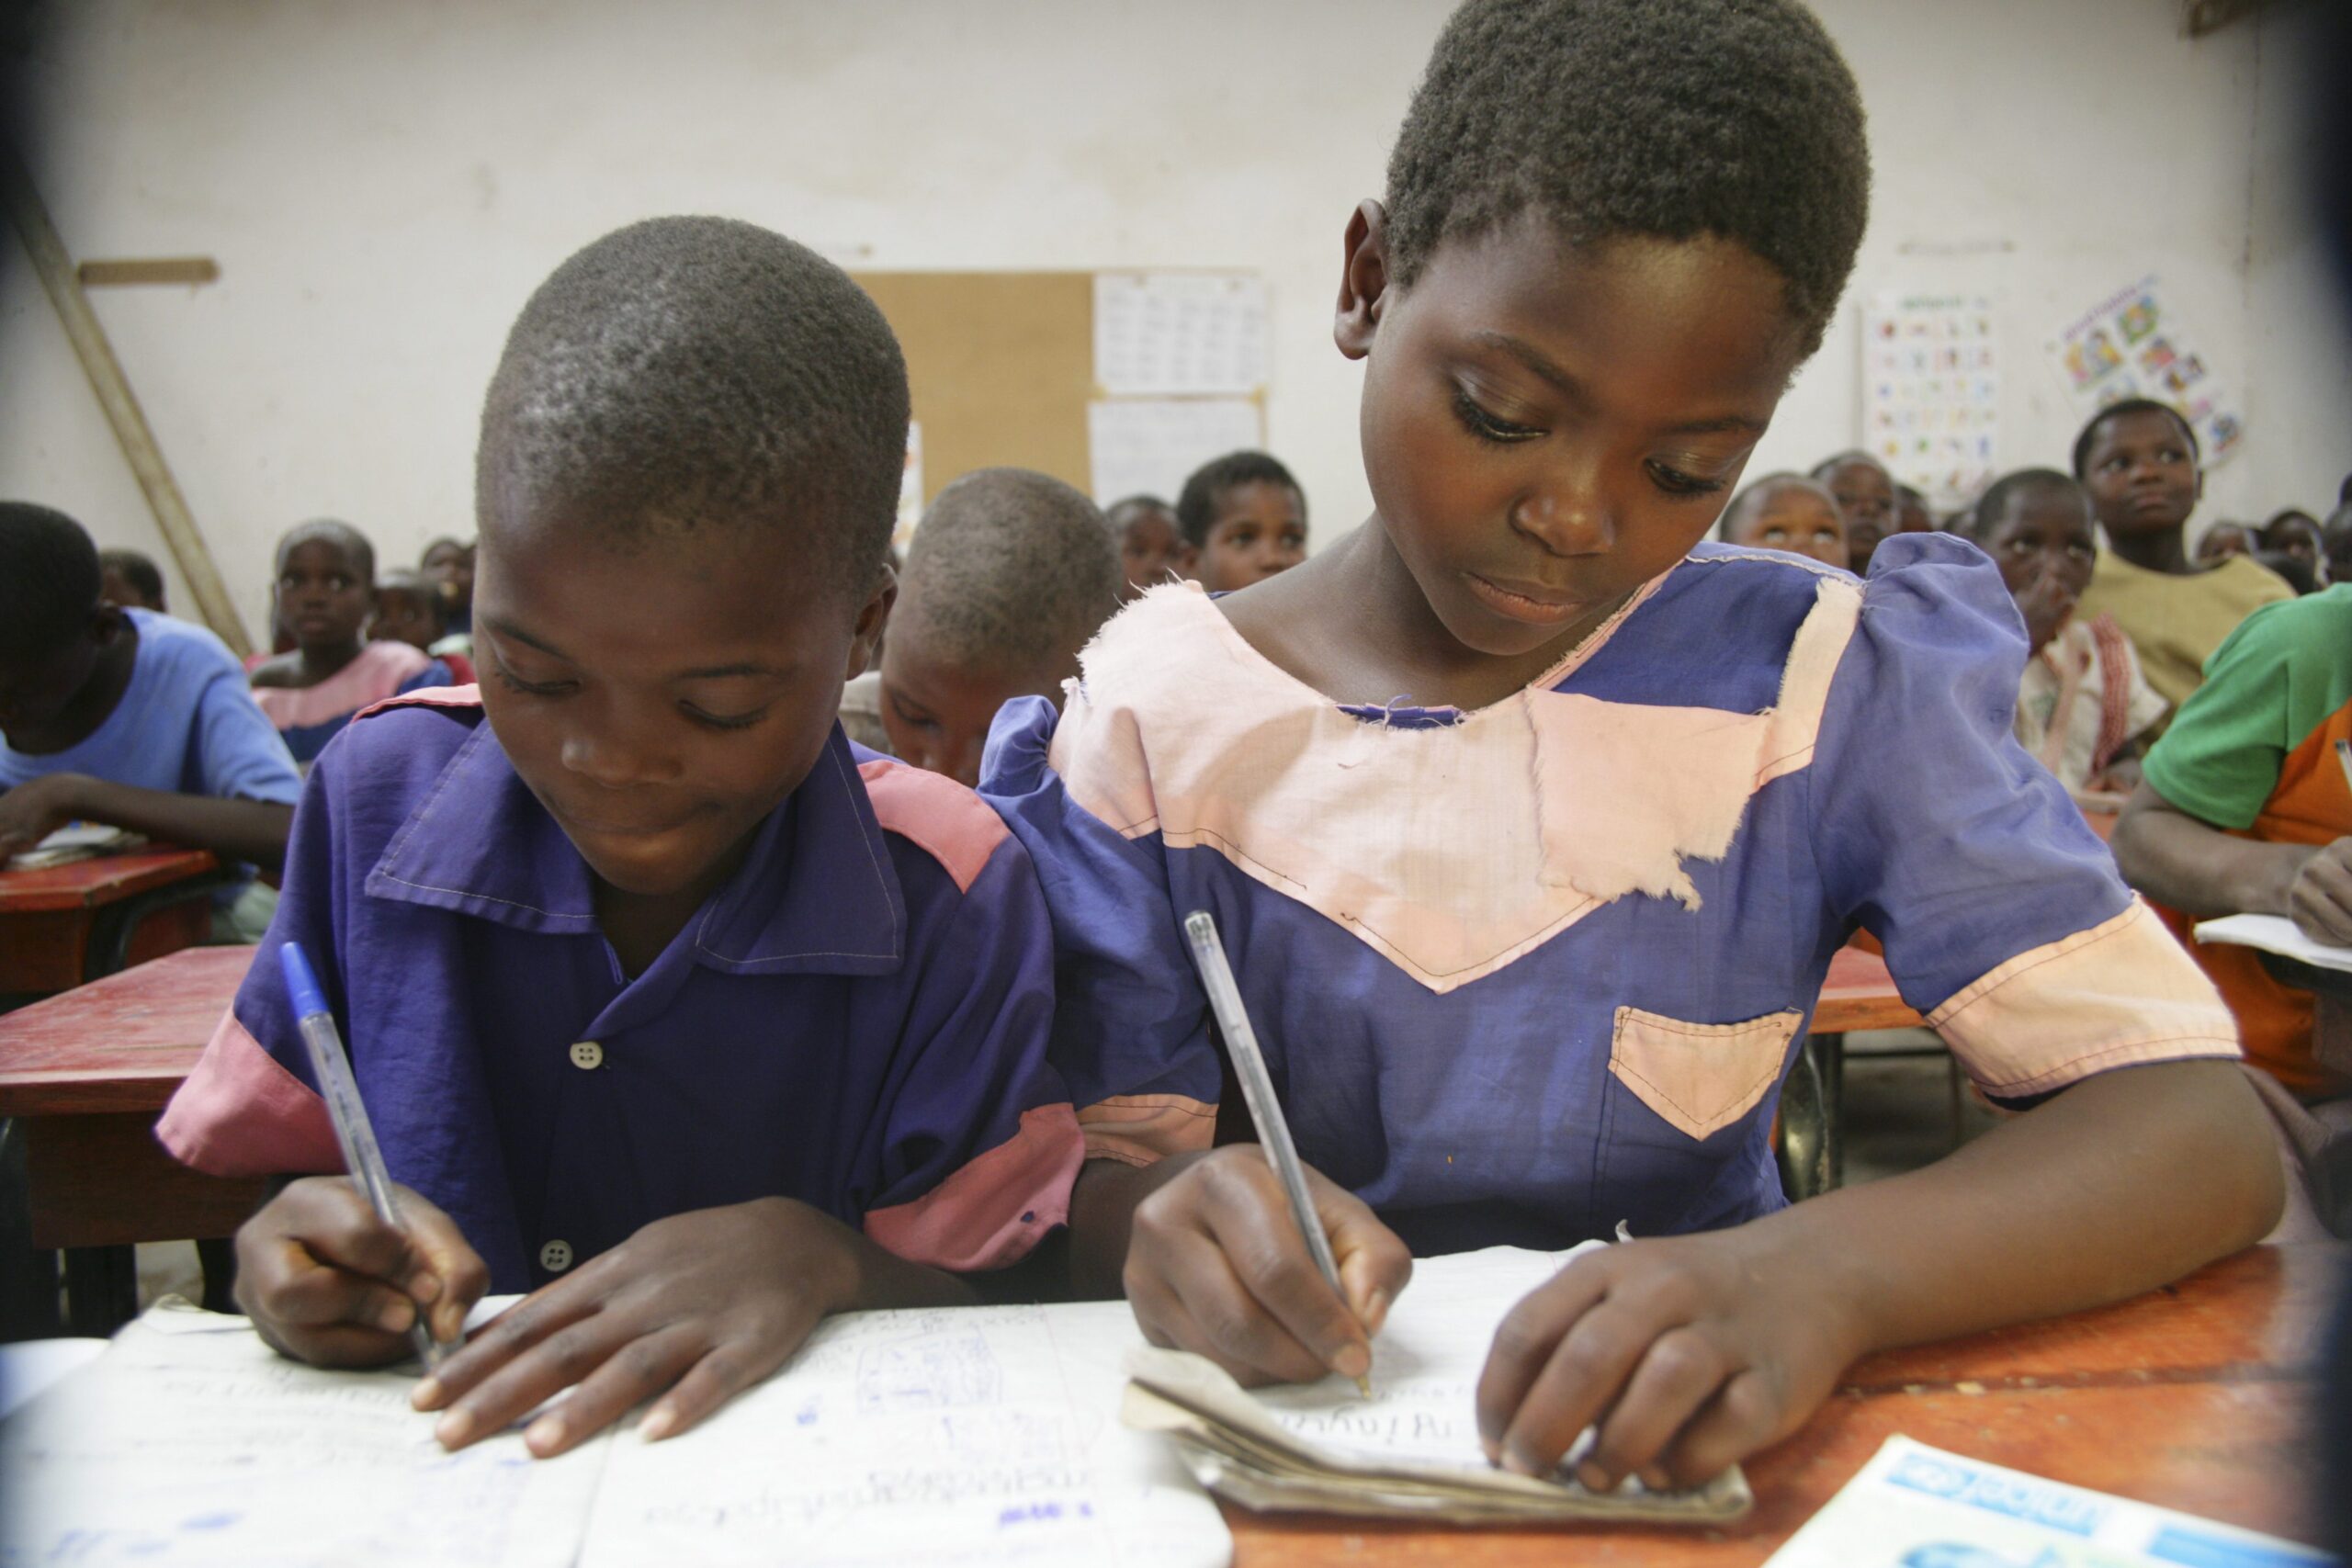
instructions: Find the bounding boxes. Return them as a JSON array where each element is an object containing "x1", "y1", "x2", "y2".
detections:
[{"x1": 4, "y1": 0, "x2": 2346, "y2": 646}]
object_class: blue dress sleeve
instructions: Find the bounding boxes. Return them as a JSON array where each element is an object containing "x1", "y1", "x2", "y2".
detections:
[
  {"x1": 852, "y1": 811, "x2": 1083, "y2": 1271},
  {"x1": 188, "y1": 649, "x2": 304, "y2": 807},
  {"x1": 1805, "y1": 534, "x2": 2236, "y2": 1099},
  {"x1": 981, "y1": 694, "x2": 1221, "y2": 1164}
]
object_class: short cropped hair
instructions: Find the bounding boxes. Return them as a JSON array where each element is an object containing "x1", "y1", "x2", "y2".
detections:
[
  {"x1": 1715, "y1": 472, "x2": 1831, "y2": 540},
  {"x1": 0, "y1": 502, "x2": 100, "y2": 660},
  {"x1": 895, "y1": 468, "x2": 1121, "y2": 674},
  {"x1": 1174, "y1": 451, "x2": 1304, "y2": 550},
  {"x1": 1963, "y1": 468, "x2": 2084, "y2": 543},
  {"x1": 96, "y1": 547, "x2": 164, "y2": 607},
  {"x1": 477, "y1": 216, "x2": 910, "y2": 592},
  {"x1": 1384, "y1": 0, "x2": 1870, "y2": 357},
  {"x1": 275, "y1": 518, "x2": 374, "y2": 583},
  {"x1": 1809, "y1": 448, "x2": 1888, "y2": 482},
  {"x1": 377, "y1": 569, "x2": 448, "y2": 633},
  {"x1": 2070, "y1": 398, "x2": 2199, "y2": 479},
  {"x1": 1104, "y1": 494, "x2": 1175, "y2": 532}
]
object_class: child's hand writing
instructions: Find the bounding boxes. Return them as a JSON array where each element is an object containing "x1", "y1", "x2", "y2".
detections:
[
  {"x1": 2286, "y1": 837, "x2": 2352, "y2": 944},
  {"x1": 1474, "y1": 1230, "x2": 1864, "y2": 1493},
  {"x1": 411, "y1": 1196, "x2": 868, "y2": 1458},
  {"x1": 234, "y1": 1175, "x2": 486, "y2": 1368},
  {"x1": 1123, "y1": 1145, "x2": 1413, "y2": 1388}
]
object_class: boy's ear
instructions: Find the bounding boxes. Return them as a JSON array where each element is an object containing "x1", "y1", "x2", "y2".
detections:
[
  {"x1": 845, "y1": 564, "x2": 898, "y2": 682},
  {"x1": 1335, "y1": 199, "x2": 1392, "y2": 361}
]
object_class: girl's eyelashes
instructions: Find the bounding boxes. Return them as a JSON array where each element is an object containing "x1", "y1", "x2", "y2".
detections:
[
  {"x1": 1645, "y1": 459, "x2": 1730, "y2": 499},
  {"x1": 487, "y1": 650, "x2": 575, "y2": 698},
  {"x1": 683, "y1": 705, "x2": 766, "y2": 732},
  {"x1": 1452, "y1": 389, "x2": 1544, "y2": 444}
]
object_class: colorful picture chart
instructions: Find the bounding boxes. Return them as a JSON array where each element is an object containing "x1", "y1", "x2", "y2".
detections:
[
  {"x1": 1861, "y1": 292, "x2": 2000, "y2": 506},
  {"x1": 2044, "y1": 275, "x2": 2244, "y2": 467}
]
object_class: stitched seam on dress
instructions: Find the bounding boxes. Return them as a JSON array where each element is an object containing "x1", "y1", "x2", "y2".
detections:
[
  {"x1": 1927, "y1": 905, "x2": 2143, "y2": 1024},
  {"x1": 695, "y1": 740, "x2": 899, "y2": 965},
  {"x1": 368, "y1": 872, "x2": 595, "y2": 922},
  {"x1": 1081, "y1": 1096, "x2": 1216, "y2": 1117},
  {"x1": 1163, "y1": 822, "x2": 1603, "y2": 980},
  {"x1": 1971, "y1": 1033, "x2": 2242, "y2": 1096},
  {"x1": 1615, "y1": 1009, "x2": 1801, "y2": 1039},
  {"x1": 1609, "y1": 1054, "x2": 1782, "y2": 1133}
]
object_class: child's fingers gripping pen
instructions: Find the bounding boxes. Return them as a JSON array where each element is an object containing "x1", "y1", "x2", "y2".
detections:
[
  {"x1": 278, "y1": 942, "x2": 458, "y2": 1372},
  {"x1": 1182, "y1": 910, "x2": 1374, "y2": 1396}
]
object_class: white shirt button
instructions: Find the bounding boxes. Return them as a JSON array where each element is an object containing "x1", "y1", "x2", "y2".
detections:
[
  {"x1": 568, "y1": 1041, "x2": 604, "y2": 1070},
  {"x1": 538, "y1": 1239, "x2": 573, "y2": 1272}
]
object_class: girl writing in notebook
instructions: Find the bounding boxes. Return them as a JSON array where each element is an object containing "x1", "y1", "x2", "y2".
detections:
[{"x1": 985, "y1": 0, "x2": 2281, "y2": 1496}]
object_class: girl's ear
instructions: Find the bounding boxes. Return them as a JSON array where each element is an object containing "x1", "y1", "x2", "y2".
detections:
[
  {"x1": 1334, "y1": 200, "x2": 1393, "y2": 361},
  {"x1": 845, "y1": 563, "x2": 897, "y2": 682}
]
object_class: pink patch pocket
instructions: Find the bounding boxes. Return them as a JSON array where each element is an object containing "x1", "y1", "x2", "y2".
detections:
[{"x1": 1607, "y1": 1006, "x2": 1802, "y2": 1141}]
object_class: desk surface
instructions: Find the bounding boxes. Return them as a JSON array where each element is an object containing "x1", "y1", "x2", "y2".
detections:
[
  {"x1": 1227, "y1": 1241, "x2": 2340, "y2": 1562},
  {"x1": 1811, "y1": 943, "x2": 1924, "y2": 1034},
  {"x1": 0, "y1": 945, "x2": 252, "y2": 1116},
  {"x1": 0, "y1": 848, "x2": 220, "y2": 913}
]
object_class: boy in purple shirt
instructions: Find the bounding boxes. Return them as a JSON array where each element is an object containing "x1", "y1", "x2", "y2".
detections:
[{"x1": 158, "y1": 217, "x2": 1081, "y2": 1458}]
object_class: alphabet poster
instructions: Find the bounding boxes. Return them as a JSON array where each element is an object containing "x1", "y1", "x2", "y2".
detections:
[{"x1": 1861, "y1": 292, "x2": 2001, "y2": 505}]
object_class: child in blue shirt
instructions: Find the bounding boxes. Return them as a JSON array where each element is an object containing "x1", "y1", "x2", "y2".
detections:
[
  {"x1": 159, "y1": 217, "x2": 1080, "y2": 1459},
  {"x1": 1, "y1": 503, "x2": 300, "y2": 891},
  {"x1": 987, "y1": 0, "x2": 2280, "y2": 1498}
]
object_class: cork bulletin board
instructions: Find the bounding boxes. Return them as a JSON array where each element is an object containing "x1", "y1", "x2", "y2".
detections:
[{"x1": 854, "y1": 270, "x2": 1096, "y2": 506}]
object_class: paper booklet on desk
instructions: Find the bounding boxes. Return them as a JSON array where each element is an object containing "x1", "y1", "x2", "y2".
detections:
[
  {"x1": 1760, "y1": 1435, "x2": 2331, "y2": 1566},
  {"x1": 1121, "y1": 1243, "x2": 1753, "y2": 1525},
  {"x1": 2192, "y1": 912, "x2": 2352, "y2": 975},
  {"x1": 6, "y1": 822, "x2": 143, "y2": 871}
]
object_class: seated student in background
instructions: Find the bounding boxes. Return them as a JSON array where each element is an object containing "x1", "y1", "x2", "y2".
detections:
[
  {"x1": 1176, "y1": 449, "x2": 1308, "y2": 592},
  {"x1": 988, "y1": 0, "x2": 2282, "y2": 1495},
  {"x1": 2109, "y1": 582, "x2": 2352, "y2": 1235},
  {"x1": 249, "y1": 520, "x2": 453, "y2": 765},
  {"x1": 2254, "y1": 547, "x2": 2320, "y2": 597},
  {"x1": 2324, "y1": 501, "x2": 2352, "y2": 589},
  {"x1": 0, "y1": 504, "x2": 300, "y2": 939},
  {"x1": 96, "y1": 547, "x2": 167, "y2": 615},
  {"x1": 370, "y1": 567, "x2": 477, "y2": 684},
  {"x1": 2260, "y1": 507, "x2": 2324, "y2": 584},
  {"x1": 1959, "y1": 469, "x2": 2164, "y2": 800},
  {"x1": 1105, "y1": 493, "x2": 1189, "y2": 603},
  {"x1": 159, "y1": 217, "x2": 1080, "y2": 1459},
  {"x1": 420, "y1": 536, "x2": 476, "y2": 638},
  {"x1": 2194, "y1": 521, "x2": 2255, "y2": 564},
  {"x1": 843, "y1": 468, "x2": 1120, "y2": 786},
  {"x1": 1715, "y1": 472, "x2": 1847, "y2": 569},
  {"x1": 1894, "y1": 481, "x2": 1934, "y2": 539},
  {"x1": 2071, "y1": 399, "x2": 2291, "y2": 716},
  {"x1": 1810, "y1": 449, "x2": 1896, "y2": 573}
]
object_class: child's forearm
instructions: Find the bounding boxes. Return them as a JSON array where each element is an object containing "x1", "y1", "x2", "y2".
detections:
[
  {"x1": 69, "y1": 778, "x2": 295, "y2": 875},
  {"x1": 1067, "y1": 1151, "x2": 1208, "y2": 1298},
  {"x1": 834, "y1": 1217, "x2": 980, "y2": 1313},
  {"x1": 1751, "y1": 1058, "x2": 2281, "y2": 1359},
  {"x1": 2111, "y1": 783, "x2": 2310, "y2": 919}
]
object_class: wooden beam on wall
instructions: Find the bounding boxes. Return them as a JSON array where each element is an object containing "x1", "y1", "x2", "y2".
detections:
[
  {"x1": 4, "y1": 160, "x2": 250, "y2": 655},
  {"x1": 77, "y1": 257, "x2": 220, "y2": 288}
]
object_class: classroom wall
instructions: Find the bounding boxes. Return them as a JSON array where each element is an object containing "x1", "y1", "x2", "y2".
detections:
[{"x1": 3, "y1": 0, "x2": 2346, "y2": 645}]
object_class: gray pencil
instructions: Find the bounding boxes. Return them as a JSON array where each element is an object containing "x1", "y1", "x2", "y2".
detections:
[{"x1": 1182, "y1": 909, "x2": 1373, "y2": 1396}]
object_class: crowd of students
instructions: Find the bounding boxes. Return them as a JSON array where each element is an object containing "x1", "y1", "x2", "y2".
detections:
[{"x1": 0, "y1": 0, "x2": 2345, "y2": 1526}]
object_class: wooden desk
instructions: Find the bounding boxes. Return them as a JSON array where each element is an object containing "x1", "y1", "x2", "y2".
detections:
[
  {"x1": 1810, "y1": 943, "x2": 1923, "y2": 1034},
  {"x1": 1227, "y1": 1241, "x2": 2342, "y2": 1562},
  {"x1": 0, "y1": 946, "x2": 263, "y2": 1335},
  {"x1": 0, "y1": 848, "x2": 229, "y2": 995}
]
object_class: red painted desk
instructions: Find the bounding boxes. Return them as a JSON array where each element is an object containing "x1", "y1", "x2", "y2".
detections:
[
  {"x1": 0, "y1": 848, "x2": 229, "y2": 995},
  {"x1": 1227, "y1": 1241, "x2": 2342, "y2": 1562},
  {"x1": 0, "y1": 946, "x2": 264, "y2": 1335},
  {"x1": 1811, "y1": 943, "x2": 1923, "y2": 1034}
]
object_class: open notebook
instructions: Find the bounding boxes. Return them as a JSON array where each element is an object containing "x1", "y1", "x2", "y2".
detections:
[{"x1": 0, "y1": 1246, "x2": 1740, "y2": 1565}]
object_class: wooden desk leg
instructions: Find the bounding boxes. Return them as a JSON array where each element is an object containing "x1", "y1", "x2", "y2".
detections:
[
  {"x1": 61, "y1": 1246, "x2": 137, "y2": 1336},
  {"x1": 1813, "y1": 1032, "x2": 1847, "y2": 1188},
  {"x1": 196, "y1": 1236, "x2": 238, "y2": 1314},
  {"x1": 0, "y1": 1119, "x2": 64, "y2": 1341}
]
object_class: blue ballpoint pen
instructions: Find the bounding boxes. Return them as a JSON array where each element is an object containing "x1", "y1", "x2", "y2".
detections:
[{"x1": 278, "y1": 941, "x2": 456, "y2": 1372}]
